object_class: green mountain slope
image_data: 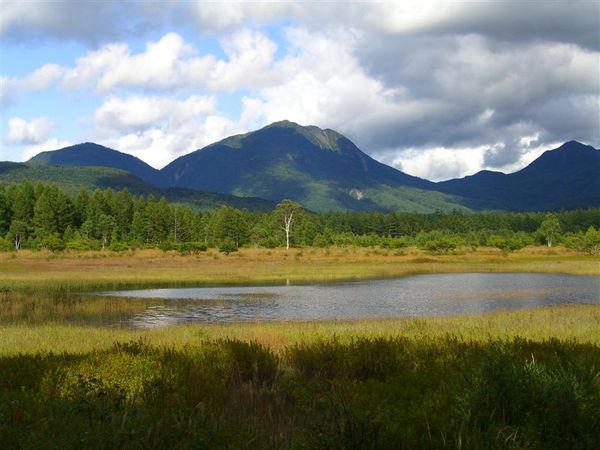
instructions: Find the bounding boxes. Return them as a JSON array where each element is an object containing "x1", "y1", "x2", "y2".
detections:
[
  {"x1": 436, "y1": 141, "x2": 600, "y2": 211},
  {"x1": 0, "y1": 162, "x2": 275, "y2": 211},
  {"x1": 162, "y1": 121, "x2": 470, "y2": 212},
  {"x1": 28, "y1": 142, "x2": 163, "y2": 185},
  {"x1": 12, "y1": 122, "x2": 600, "y2": 213}
]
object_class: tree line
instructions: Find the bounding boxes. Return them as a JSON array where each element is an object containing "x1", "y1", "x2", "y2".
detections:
[{"x1": 1, "y1": 181, "x2": 599, "y2": 254}]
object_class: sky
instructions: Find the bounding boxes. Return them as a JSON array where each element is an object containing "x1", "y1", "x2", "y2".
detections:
[{"x1": 0, "y1": 1, "x2": 598, "y2": 181}]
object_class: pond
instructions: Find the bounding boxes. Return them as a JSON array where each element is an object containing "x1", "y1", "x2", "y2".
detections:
[{"x1": 100, "y1": 273, "x2": 600, "y2": 328}]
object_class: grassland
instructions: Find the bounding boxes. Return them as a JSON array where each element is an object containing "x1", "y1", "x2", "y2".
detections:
[
  {"x1": 1, "y1": 246, "x2": 598, "y2": 293},
  {"x1": 1, "y1": 247, "x2": 599, "y2": 449}
]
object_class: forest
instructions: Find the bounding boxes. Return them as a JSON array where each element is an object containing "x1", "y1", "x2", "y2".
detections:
[{"x1": 1, "y1": 181, "x2": 599, "y2": 254}]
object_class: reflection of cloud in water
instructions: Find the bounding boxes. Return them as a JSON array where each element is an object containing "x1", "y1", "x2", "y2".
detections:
[{"x1": 108, "y1": 273, "x2": 600, "y2": 328}]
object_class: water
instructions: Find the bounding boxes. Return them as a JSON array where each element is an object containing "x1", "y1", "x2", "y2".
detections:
[{"x1": 100, "y1": 273, "x2": 600, "y2": 328}]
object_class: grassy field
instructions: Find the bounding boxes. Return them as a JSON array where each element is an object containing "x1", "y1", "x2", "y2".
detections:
[
  {"x1": 1, "y1": 247, "x2": 599, "y2": 448},
  {"x1": 1, "y1": 246, "x2": 598, "y2": 293}
]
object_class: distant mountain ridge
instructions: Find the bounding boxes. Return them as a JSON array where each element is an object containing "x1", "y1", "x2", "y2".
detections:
[
  {"x1": 14, "y1": 122, "x2": 600, "y2": 212},
  {"x1": 436, "y1": 141, "x2": 600, "y2": 211}
]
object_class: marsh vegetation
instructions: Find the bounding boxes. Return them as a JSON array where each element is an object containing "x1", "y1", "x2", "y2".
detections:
[{"x1": 0, "y1": 243, "x2": 598, "y2": 448}]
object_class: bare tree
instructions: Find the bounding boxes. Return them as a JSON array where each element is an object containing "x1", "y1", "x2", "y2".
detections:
[{"x1": 274, "y1": 200, "x2": 301, "y2": 250}]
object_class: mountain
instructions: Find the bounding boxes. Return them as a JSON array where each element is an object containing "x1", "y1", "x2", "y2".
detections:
[
  {"x1": 11, "y1": 122, "x2": 600, "y2": 213},
  {"x1": 436, "y1": 141, "x2": 600, "y2": 211},
  {"x1": 0, "y1": 162, "x2": 275, "y2": 212},
  {"x1": 28, "y1": 142, "x2": 163, "y2": 185},
  {"x1": 161, "y1": 120, "x2": 468, "y2": 212}
]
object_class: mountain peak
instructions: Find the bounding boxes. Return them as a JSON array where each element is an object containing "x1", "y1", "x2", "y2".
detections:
[
  {"x1": 260, "y1": 120, "x2": 343, "y2": 152},
  {"x1": 28, "y1": 142, "x2": 162, "y2": 185},
  {"x1": 556, "y1": 140, "x2": 596, "y2": 151}
]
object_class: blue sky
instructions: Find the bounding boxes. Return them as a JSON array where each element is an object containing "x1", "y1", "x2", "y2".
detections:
[{"x1": 1, "y1": 1, "x2": 598, "y2": 180}]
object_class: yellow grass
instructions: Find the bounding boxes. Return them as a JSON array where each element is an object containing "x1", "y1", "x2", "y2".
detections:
[
  {"x1": 1, "y1": 246, "x2": 598, "y2": 292},
  {"x1": 2, "y1": 304, "x2": 599, "y2": 355}
]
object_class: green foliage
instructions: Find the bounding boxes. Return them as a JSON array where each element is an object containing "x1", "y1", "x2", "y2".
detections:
[
  {"x1": 211, "y1": 205, "x2": 249, "y2": 247},
  {"x1": 538, "y1": 214, "x2": 562, "y2": 247},
  {"x1": 40, "y1": 233, "x2": 66, "y2": 252},
  {"x1": 175, "y1": 242, "x2": 208, "y2": 255},
  {"x1": 66, "y1": 238, "x2": 100, "y2": 251},
  {"x1": 1, "y1": 181, "x2": 599, "y2": 253},
  {"x1": 416, "y1": 230, "x2": 460, "y2": 253},
  {"x1": 1, "y1": 337, "x2": 598, "y2": 449},
  {"x1": 583, "y1": 226, "x2": 600, "y2": 255},
  {"x1": 219, "y1": 238, "x2": 238, "y2": 254},
  {"x1": 108, "y1": 241, "x2": 129, "y2": 252},
  {"x1": 0, "y1": 237, "x2": 13, "y2": 251}
]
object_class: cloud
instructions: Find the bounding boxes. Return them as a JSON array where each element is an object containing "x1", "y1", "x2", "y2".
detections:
[
  {"x1": 0, "y1": 64, "x2": 66, "y2": 106},
  {"x1": 1, "y1": 3, "x2": 599, "y2": 179},
  {"x1": 95, "y1": 95, "x2": 216, "y2": 133},
  {"x1": 4, "y1": 30, "x2": 278, "y2": 99},
  {"x1": 6, "y1": 117, "x2": 55, "y2": 144},
  {"x1": 3, "y1": 1, "x2": 597, "y2": 50},
  {"x1": 92, "y1": 94, "x2": 240, "y2": 168},
  {"x1": 0, "y1": 0, "x2": 153, "y2": 45},
  {"x1": 378, "y1": 145, "x2": 487, "y2": 182}
]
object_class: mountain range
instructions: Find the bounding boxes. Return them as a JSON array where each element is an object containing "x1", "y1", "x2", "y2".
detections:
[{"x1": 4, "y1": 121, "x2": 599, "y2": 212}]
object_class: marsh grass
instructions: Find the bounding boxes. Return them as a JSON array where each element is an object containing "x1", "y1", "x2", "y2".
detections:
[
  {"x1": 1, "y1": 247, "x2": 598, "y2": 448},
  {"x1": 1, "y1": 336, "x2": 598, "y2": 449},
  {"x1": 0, "y1": 246, "x2": 597, "y2": 294}
]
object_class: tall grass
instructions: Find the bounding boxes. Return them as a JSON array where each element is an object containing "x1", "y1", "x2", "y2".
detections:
[{"x1": 1, "y1": 337, "x2": 598, "y2": 449}]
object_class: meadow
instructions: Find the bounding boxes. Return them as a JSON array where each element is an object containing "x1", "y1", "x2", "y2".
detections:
[
  {"x1": 1, "y1": 245, "x2": 598, "y2": 293},
  {"x1": 1, "y1": 246, "x2": 599, "y2": 449}
]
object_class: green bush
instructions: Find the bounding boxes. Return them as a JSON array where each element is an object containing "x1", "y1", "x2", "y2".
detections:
[
  {"x1": 176, "y1": 242, "x2": 208, "y2": 255},
  {"x1": 0, "y1": 237, "x2": 13, "y2": 251},
  {"x1": 416, "y1": 230, "x2": 459, "y2": 253},
  {"x1": 218, "y1": 238, "x2": 238, "y2": 254},
  {"x1": 66, "y1": 238, "x2": 100, "y2": 251},
  {"x1": 40, "y1": 234, "x2": 65, "y2": 252},
  {"x1": 108, "y1": 241, "x2": 129, "y2": 252}
]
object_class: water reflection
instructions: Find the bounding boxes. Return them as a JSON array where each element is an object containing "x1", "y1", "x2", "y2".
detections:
[{"x1": 98, "y1": 273, "x2": 600, "y2": 328}]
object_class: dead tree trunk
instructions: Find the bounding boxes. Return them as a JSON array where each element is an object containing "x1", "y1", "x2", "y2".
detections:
[{"x1": 283, "y1": 212, "x2": 293, "y2": 250}]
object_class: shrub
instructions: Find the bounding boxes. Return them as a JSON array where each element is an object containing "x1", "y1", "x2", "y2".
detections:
[
  {"x1": 220, "y1": 339, "x2": 279, "y2": 386},
  {"x1": 218, "y1": 238, "x2": 238, "y2": 254},
  {"x1": 40, "y1": 234, "x2": 65, "y2": 252},
  {"x1": 108, "y1": 241, "x2": 129, "y2": 252},
  {"x1": 0, "y1": 237, "x2": 13, "y2": 251},
  {"x1": 175, "y1": 242, "x2": 208, "y2": 255},
  {"x1": 66, "y1": 238, "x2": 99, "y2": 251}
]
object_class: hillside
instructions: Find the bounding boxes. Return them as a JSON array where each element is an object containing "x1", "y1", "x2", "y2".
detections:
[
  {"x1": 11, "y1": 122, "x2": 600, "y2": 213},
  {"x1": 161, "y1": 121, "x2": 469, "y2": 212},
  {"x1": 436, "y1": 141, "x2": 600, "y2": 211},
  {"x1": 28, "y1": 142, "x2": 163, "y2": 185},
  {"x1": 0, "y1": 162, "x2": 275, "y2": 211}
]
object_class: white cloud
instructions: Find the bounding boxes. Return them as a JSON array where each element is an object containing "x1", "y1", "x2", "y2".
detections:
[
  {"x1": 95, "y1": 95, "x2": 215, "y2": 133},
  {"x1": 92, "y1": 94, "x2": 240, "y2": 168},
  {"x1": 1, "y1": 64, "x2": 66, "y2": 106},
  {"x1": 6, "y1": 117, "x2": 55, "y2": 144},
  {"x1": 100, "y1": 114, "x2": 242, "y2": 169},
  {"x1": 382, "y1": 146, "x2": 487, "y2": 181},
  {"x1": 5, "y1": 31, "x2": 278, "y2": 98}
]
